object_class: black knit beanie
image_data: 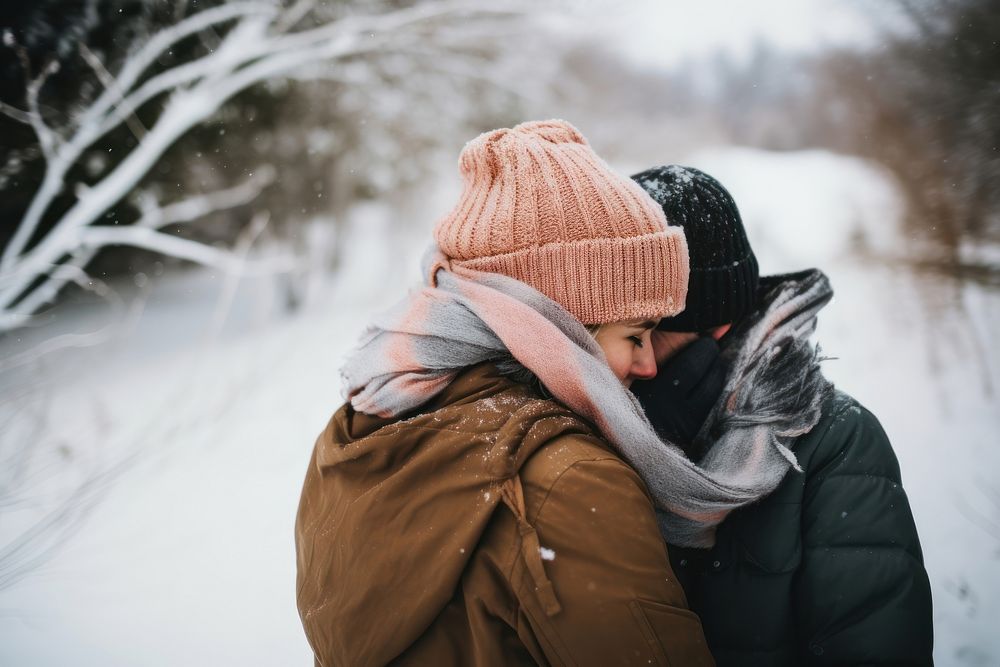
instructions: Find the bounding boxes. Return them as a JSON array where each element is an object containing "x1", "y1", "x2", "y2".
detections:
[{"x1": 632, "y1": 165, "x2": 759, "y2": 332}]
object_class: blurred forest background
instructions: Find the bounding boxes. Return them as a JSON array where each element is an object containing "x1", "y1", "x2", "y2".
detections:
[
  {"x1": 0, "y1": 0, "x2": 998, "y2": 665},
  {"x1": 1, "y1": 0, "x2": 996, "y2": 324}
]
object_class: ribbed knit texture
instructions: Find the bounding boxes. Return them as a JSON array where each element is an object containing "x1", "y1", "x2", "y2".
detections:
[
  {"x1": 632, "y1": 165, "x2": 759, "y2": 331},
  {"x1": 435, "y1": 120, "x2": 688, "y2": 325}
]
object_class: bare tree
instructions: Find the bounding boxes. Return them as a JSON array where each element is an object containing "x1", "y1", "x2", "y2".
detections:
[
  {"x1": 0, "y1": 0, "x2": 530, "y2": 332},
  {"x1": 818, "y1": 0, "x2": 1000, "y2": 282},
  {"x1": 0, "y1": 0, "x2": 546, "y2": 593}
]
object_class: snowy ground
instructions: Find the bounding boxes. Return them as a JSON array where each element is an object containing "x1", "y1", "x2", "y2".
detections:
[{"x1": 1, "y1": 148, "x2": 998, "y2": 666}]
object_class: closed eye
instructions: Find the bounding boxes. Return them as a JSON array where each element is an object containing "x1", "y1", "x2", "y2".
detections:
[{"x1": 629, "y1": 335, "x2": 644, "y2": 348}]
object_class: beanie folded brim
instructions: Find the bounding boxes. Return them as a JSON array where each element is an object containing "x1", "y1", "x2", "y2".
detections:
[
  {"x1": 451, "y1": 228, "x2": 689, "y2": 325},
  {"x1": 657, "y1": 252, "x2": 759, "y2": 332}
]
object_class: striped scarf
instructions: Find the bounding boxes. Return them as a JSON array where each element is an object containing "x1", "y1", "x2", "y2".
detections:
[{"x1": 342, "y1": 247, "x2": 833, "y2": 547}]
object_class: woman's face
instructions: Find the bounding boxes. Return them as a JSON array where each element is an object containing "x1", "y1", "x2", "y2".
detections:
[{"x1": 592, "y1": 319, "x2": 660, "y2": 388}]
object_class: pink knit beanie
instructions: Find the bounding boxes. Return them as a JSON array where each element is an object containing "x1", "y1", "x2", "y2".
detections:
[{"x1": 433, "y1": 119, "x2": 689, "y2": 325}]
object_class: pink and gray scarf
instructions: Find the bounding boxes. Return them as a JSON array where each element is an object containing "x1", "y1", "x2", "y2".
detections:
[{"x1": 342, "y1": 247, "x2": 833, "y2": 547}]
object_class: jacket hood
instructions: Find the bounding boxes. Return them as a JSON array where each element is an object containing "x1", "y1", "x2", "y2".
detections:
[{"x1": 295, "y1": 364, "x2": 592, "y2": 666}]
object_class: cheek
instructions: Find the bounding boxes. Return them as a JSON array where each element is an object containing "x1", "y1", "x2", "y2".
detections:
[
  {"x1": 595, "y1": 333, "x2": 634, "y2": 382},
  {"x1": 603, "y1": 345, "x2": 632, "y2": 380}
]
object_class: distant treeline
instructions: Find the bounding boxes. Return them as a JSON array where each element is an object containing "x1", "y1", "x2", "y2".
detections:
[{"x1": 1, "y1": 0, "x2": 995, "y2": 300}]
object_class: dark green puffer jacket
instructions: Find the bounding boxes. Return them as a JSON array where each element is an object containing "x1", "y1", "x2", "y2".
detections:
[{"x1": 668, "y1": 391, "x2": 933, "y2": 666}]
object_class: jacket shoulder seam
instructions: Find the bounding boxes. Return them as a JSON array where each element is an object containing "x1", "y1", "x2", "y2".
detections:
[
  {"x1": 805, "y1": 395, "x2": 878, "y2": 476},
  {"x1": 535, "y1": 450, "x2": 625, "y2": 518},
  {"x1": 530, "y1": 456, "x2": 636, "y2": 524},
  {"x1": 810, "y1": 395, "x2": 860, "y2": 449}
]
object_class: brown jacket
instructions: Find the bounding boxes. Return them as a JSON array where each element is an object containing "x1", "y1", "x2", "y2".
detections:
[{"x1": 295, "y1": 364, "x2": 713, "y2": 666}]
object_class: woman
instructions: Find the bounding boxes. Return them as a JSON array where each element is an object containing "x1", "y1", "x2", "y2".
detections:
[{"x1": 296, "y1": 121, "x2": 755, "y2": 666}]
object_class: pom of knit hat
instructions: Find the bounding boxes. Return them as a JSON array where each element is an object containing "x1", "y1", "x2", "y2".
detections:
[
  {"x1": 434, "y1": 120, "x2": 689, "y2": 325},
  {"x1": 514, "y1": 119, "x2": 588, "y2": 144}
]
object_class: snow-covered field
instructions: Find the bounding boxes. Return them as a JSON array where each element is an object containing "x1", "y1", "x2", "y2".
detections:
[{"x1": 1, "y1": 148, "x2": 998, "y2": 666}]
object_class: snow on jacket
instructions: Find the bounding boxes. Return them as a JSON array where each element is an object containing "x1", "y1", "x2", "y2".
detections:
[{"x1": 295, "y1": 363, "x2": 715, "y2": 667}]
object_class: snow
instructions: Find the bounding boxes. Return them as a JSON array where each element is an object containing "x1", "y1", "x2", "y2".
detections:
[
  {"x1": 539, "y1": 547, "x2": 557, "y2": 562},
  {"x1": 685, "y1": 147, "x2": 907, "y2": 266},
  {"x1": 1, "y1": 148, "x2": 998, "y2": 665}
]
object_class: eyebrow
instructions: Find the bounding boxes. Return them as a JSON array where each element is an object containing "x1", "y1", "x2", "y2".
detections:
[{"x1": 629, "y1": 320, "x2": 659, "y2": 330}]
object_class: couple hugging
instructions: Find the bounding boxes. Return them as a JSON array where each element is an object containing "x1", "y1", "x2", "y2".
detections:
[{"x1": 295, "y1": 120, "x2": 933, "y2": 666}]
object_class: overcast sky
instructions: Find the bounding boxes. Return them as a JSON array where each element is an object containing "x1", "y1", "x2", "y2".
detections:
[{"x1": 577, "y1": 0, "x2": 881, "y2": 69}]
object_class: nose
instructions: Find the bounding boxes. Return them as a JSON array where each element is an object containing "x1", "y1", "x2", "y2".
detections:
[{"x1": 631, "y1": 345, "x2": 658, "y2": 382}]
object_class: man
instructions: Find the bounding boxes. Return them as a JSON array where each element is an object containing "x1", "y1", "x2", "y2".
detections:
[{"x1": 630, "y1": 165, "x2": 933, "y2": 666}]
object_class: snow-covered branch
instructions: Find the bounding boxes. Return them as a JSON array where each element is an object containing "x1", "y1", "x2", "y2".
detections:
[
  {"x1": 78, "y1": 44, "x2": 147, "y2": 141},
  {"x1": 78, "y1": 227, "x2": 259, "y2": 273},
  {"x1": 23, "y1": 60, "x2": 62, "y2": 162},
  {"x1": 134, "y1": 168, "x2": 275, "y2": 231},
  {"x1": 79, "y1": 2, "x2": 275, "y2": 131},
  {"x1": 1, "y1": 169, "x2": 276, "y2": 329},
  {"x1": 0, "y1": 100, "x2": 33, "y2": 125},
  {"x1": 0, "y1": 3, "x2": 274, "y2": 273},
  {"x1": 0, "y1": 0, "x2": 531, "y2": 331}
]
